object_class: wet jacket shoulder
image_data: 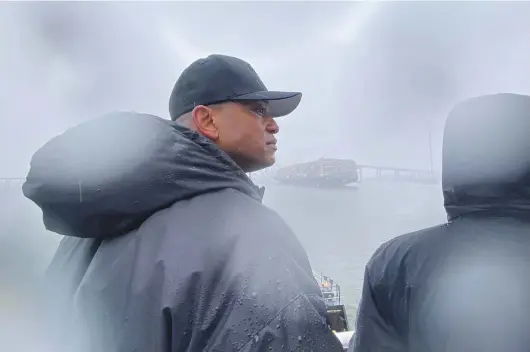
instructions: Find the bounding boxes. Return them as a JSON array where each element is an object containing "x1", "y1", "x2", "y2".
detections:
[
  {"x1": 23, "y1": 112, "x2": 343, "y2": 352},
  {"x1": 352, "y1": 94, "x2": 530, "y2": 352},
  {"x1": 350, "y1": 227, "x2": 436, "y2": 352}
]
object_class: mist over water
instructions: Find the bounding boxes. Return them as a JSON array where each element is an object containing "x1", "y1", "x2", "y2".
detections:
[{"x1": 265, "y1": 181, "x2": 445, "y2": 321}]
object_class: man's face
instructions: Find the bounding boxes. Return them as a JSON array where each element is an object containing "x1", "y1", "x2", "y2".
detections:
[{"x1": 212, "y1": 100, "x2": 279, "y2": 172}]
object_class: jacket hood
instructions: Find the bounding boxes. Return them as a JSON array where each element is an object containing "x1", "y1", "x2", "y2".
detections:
[
  {"x1": 443, "y1": 93, "x2": 530, "y2": 221},
  {"x1": 23, "y1": 112, "x2": 263, "y2": 239}
]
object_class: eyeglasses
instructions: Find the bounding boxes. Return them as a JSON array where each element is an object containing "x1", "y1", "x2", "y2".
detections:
[
  {"x1": 206, "y1": 100, "x2": 270, "y2": 118},
  {"x1": 232, "y1": 101, "x2": 270, "y2": 118}
]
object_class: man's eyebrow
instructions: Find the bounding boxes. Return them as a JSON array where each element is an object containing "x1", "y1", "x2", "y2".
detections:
[
  {"x1": 254, "y1": 100, "x2": 269, "y2": 109},
  {"x1": 239, "y1": 100, "x2": 267, "y2": 109}
]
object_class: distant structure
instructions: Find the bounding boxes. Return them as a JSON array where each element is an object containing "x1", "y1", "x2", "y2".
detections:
[
  {"x1": 274, "y1": 158, "x2": 359, "y2": 187},
  {"x1": 0, "y1": 178, "x2": 24, "y2": 193},
  {"x1": 267, "y1": 158, "x2": 438, "y2": 188},
  {"x1": 2, "y1": 160, "x2": 439, "y2": 193},
  {"x1": 356, "y1": 164, "x2": 438, "y2": 184}
]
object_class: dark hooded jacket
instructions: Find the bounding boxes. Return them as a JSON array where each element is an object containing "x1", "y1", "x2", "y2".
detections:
[
  {"x1": 351, "y1": 94, "x2": 530, "y2": 352},
  {"x1": 23, "y1": 112, "x2": 343, "y2": 352}
]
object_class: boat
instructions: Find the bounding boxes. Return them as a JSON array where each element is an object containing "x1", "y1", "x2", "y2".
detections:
[
  {"x1": 275, "y1": 158, "x2": 358, "y2": 188},
  {"x1": 313, "y1": 270, "x2": 354, "y2": 350}
]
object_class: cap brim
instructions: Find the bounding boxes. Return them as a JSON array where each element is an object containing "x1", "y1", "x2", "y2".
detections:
[{"x1": 232, "y1": 91, "x2": 302, "y2": 117}]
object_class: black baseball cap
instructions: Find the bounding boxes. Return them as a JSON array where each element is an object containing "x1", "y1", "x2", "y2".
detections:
[{"x1": 169, "y1": 54, "x2": 302, "y2": 121}]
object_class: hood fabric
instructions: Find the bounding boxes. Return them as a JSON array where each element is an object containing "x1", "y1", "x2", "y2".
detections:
[
  {"x1": 442, "y1": 93, "x2": 530, "y2": 221},
  {"x1": 23, "y1": 112, "x2": 262, "y2": 239}
]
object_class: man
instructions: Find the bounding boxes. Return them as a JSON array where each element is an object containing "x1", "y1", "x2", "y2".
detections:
[
  {"x1": 23, "y1": 54, "x2": 342, "y2": 351},
  {"x1": 351, "y1": 93, "x2": 530, "y2": 352}
]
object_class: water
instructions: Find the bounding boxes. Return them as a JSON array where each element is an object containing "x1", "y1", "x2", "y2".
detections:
[
  {"x1": 263, "y1": 180, "x2": 447, "y2": 323},
  {"x1": 1, "y1": 180, "x2": 447, "y2": 326}
]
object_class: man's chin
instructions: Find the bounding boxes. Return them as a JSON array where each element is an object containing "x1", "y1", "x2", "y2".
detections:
[
  {"x1": 247, "y1": 157, "x2": 275, "y2": 173},
  {"x1": 262, "y1": 155, "x2": 276, "y2": 168}
]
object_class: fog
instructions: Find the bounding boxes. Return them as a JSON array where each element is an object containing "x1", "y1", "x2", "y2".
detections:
[
  {"x1": 3, "y1": 2, "x2": 529, "y2": 176},
  {"x1": 1, "y1": 1, "x2": 530, "y2": 350}
]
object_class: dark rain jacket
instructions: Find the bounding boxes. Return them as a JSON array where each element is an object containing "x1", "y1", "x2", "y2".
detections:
[
  {"x1": 23, "y1": 112, "x2": 343, "y2": 352},
  {"x1": 351, "y1": 93, "x2": 530, "y2": 352}
]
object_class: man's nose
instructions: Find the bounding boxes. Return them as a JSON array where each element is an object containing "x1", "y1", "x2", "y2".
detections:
[{"x1": 265, "y1": 117, "x2": 279, "y2": 134}]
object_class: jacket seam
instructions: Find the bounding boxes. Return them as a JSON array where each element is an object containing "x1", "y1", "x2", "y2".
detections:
[{"x1": 236, "y1": 293, "x2": 322, "y2": 351}]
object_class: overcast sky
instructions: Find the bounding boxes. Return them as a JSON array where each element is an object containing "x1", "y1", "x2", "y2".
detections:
[{"x1": 2, "y1": 1, "x2": 530, "y2": 177}]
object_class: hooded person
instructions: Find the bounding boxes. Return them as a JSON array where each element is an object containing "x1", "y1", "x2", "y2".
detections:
[
  {"x1": 23, "y1": 54, "x2": 343, "y2": 352},
  {"x1": 351, "y1": 93, "x2": 530, "y2": 352}
]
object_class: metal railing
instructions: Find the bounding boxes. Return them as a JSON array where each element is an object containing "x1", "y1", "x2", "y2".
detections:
[
  {"x1": 313, "y1": 270, "x2": 341, "y2": 306},
  {"x1": 0, "y1": 178, "x2": 25, "y2": 192}
]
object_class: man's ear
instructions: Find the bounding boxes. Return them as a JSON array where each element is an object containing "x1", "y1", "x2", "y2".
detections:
[{"x1": 192, "y1": 105, "x2": 219, "y2": 140}]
